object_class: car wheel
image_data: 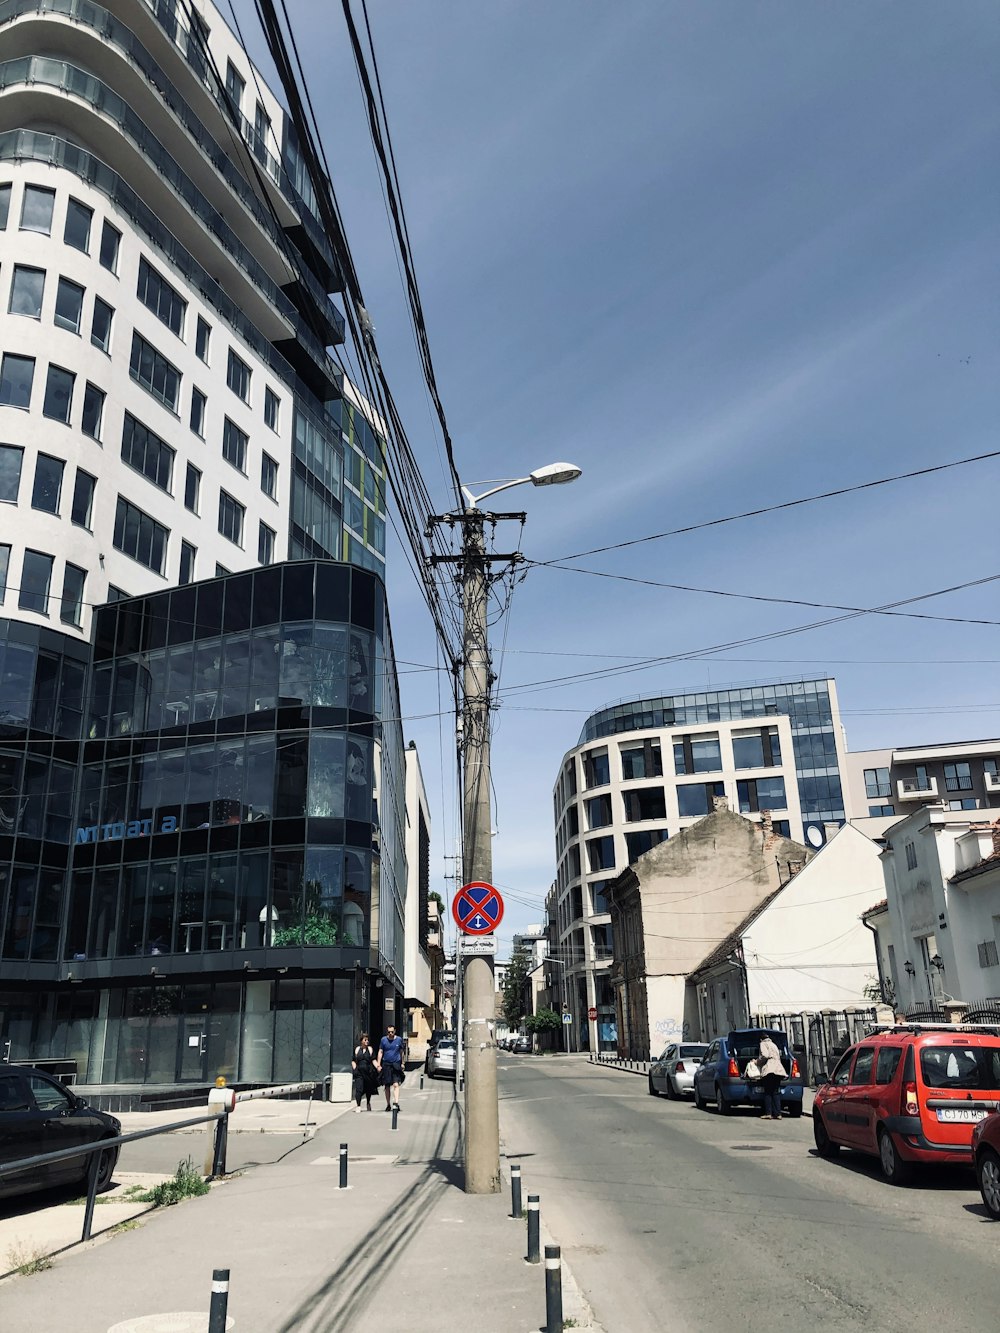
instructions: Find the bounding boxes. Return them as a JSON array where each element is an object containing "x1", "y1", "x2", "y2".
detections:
[
  {"x1": 878, "y1": 1128, "x2": 913, "y2": 1186},
  {"x1": 978, "y1": 1148, "x2": 1000, "y2": 1220},
  {"x1": 694, "y1": 1082, "x2": 707, "y2": 1111},
  {"x1": 665, "y1": 1075, "x2": 677, "y2": 1101},
  {"x1": 813, "y1": 1113, "x2": 840, "y2": 1159},
  {"x1": 94, "y1": 1143, "x2": 118, "y2": 1193},
  {"x1": 715, "y1": 1085, "x2": 731, "y2": 1114},
  {"x1": 788, "y1": 1102, "x2": 803, "y2": 1119},
  {"x1": 648, "y1": 1074, "x2": 658, "y2": 1097}
]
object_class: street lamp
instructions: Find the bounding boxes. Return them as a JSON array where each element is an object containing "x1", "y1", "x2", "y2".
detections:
[{"x1": 429, "y1": 460, "x2": 582, "y2": 1195}]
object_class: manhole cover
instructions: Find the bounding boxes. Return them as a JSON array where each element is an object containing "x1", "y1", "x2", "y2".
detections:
[
  {"x1": 730, "y1": 1145, "x2": 773, "y2": 1152},
  {"x1": 109, "y1": 1316, "x2": 234, "y2": 1332}
]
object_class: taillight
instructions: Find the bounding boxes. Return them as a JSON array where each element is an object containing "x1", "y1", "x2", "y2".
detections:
[
  {"x1": 728, "y1": 1057, "x2": 739, "y2": 1077},
  {"x1": 790, "y1": 1058, "x2": 800, "y2": 1079},
  {"x1": 903, "y1": 1082, "x2": 918, "y2": 1116},
  {"x1": 675, "y1": 1062, "x2": 685, "y2": 1074}
]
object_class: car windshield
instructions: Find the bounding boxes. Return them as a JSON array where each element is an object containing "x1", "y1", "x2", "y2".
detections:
[
  {"x1": 680, "y1": 1045, "x2": 707, "y2": 1058},
  {"x1": 919, "y1": 1044, "x2": 1000, "y2": 1090},
  {"x1": 438, "y1": 1041, "x2": 456, "y2": 1051}
]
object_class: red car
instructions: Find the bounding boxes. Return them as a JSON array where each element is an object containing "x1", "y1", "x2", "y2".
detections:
[{"x1": 813, "y1": 1025, "x2": 1000, "y2": 1186}]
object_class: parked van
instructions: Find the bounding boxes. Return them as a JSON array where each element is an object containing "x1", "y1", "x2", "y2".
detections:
[{"x1": 813, "y1": 1024, "x2": 1000, "y2": 1185}]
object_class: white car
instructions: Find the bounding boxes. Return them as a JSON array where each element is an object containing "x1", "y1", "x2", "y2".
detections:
[{"x1": 648, "y1": 1042, "x2": 709, "y2": 1099}]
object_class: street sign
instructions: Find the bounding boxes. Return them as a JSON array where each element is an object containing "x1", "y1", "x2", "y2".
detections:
[
  {"x1": 587, "y1": 1006, "x2": 597, "y2": 1021},
  {"x1": 562, "y1": 1013, "x2": 572, "y2": 1025},
  {"x1": 453, "y1": 882, "x2": 504, "y2": 935},
  {"x1": 459, "y1": 935, "x2": 496, "y2": 955}
]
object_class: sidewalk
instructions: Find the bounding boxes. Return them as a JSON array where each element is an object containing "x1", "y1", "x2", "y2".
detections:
[{"x1": 0, "y1": 1078, "x2": 592, "y2": 1332}]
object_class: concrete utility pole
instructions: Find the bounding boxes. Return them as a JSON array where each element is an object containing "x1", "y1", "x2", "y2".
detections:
[{"x1": 429, "y1": 463, "x2": 581, "y2": 1195}]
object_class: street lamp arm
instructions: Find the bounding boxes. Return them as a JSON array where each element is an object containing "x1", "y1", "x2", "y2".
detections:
[
  {"x1": 461, "y1": 477, "x2": 533, "y2": 508},
  {"x1": 461, "y1": 462, "x2": 582, "y2": 509}
]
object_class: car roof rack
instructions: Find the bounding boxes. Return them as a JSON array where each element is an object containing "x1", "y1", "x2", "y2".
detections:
[{"x1": 864, "y1": 1022, "x2": 1000, "y2": 1037}]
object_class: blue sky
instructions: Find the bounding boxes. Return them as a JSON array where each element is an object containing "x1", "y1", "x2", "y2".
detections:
[{"x1": 239, "y1": 1, "x2": 998, "y2": 954}]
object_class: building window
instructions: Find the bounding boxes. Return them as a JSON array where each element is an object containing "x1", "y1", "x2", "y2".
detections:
[
  {"x1": 864, "y1": 767, "x2": 891, "y2": 800},
  {"x1": 63, "y1": 198, "x2": 93, "y2": 253},
  {"x1": 54, "y1": 277, "x2": 85, "y2": 333},
  {"x1": 586, "y1": 835, "x2": 616, "y2": 873},
  {"x1": 218, "y1": 491, "x2": 245, "y2": 546},
  {"x1": 585, "y1": 794, "x2": 612, "y2": 829},
  {"x1": 130, "y1": 332, "x2": 180, "y2": 412},
  {"x1": 0, "y1": 183, "x2": 10, "y2": 228},
  {"x1": 0, "y1": 444, "x2": 24, "y2": 502},
  {"x1": 620, "y1": 740, "x2": 663, "y2": 781},
  {"x1": 18, "y1": 549, "x2": 53, "y2": 613},
  {"x1": 261, "y1": 452, "x2": 278, "y2": 499},
  {"x1": 137, "y1": 257, "x2": 186, "y2": 337},
  {"x1": 948, "y1": 798, "x2": 979, "y2": 811},
  {"x1": 60, "y1": 562, "x2": 86, "y2": 626},
  {"x1": 225, "y1": 59, "x2": 245, "y2": 111},
  {"x1": 738, "y1": 775, "x2": 787, "y2": 814},
  {"x1": 677, "y1": 781, "x2": 726, "y2": 818},
  {"x1": 914, "y1": 765, "x2": 931, "y2": 790},
  {"x1": 264, "y1": 387, "x2": 280, "y2": 431},
  {"x1": 122, "y1": 413, "x2": 174, "y2": 492},
  {"x1": 986, "y1": 759, "x2": 999, "y2": 779},
  {"x1": 944, "y1": 762, "x2": 973, "y2": 793},
  {"x1": 226, "y1": 348, "x2": 251, "y2": 402},
  {"x1": 113, "y1": 497, "x2": 168, "y2": 574},
  {"x1": 184, "y1": 463, "x2": 201, "y2": 513},
  {"x1": 91, "y1": 297, "x2": 114, "y2": 353},
  {"x1": 195, "y1": 316, "x2": 211, "y2": 362},
  {"x1": 71, "y1": 470, "x2": 96, "y2": 529},
  {"x1": 904, "y1": 841, "x2": 917, "y2": 871},
  {"x1": 190, "y1": 388, "x2": 206, "y2": 437},
  {"x1": 9, "y1": 265, "x2": 45, "y2": 318},
  {"x1": 623, "y1": 787, "x2": 667, "y2": 822},
  {"x1": 868, "y1": 804, "x2": 895, "y2": 818},
  {"x1": 253, "y1": 100, "x2": 271, "y2": 160},
  {"x1": 979, "y1": 941, "x2": 999, "y2": 969},
  {"x1": 179, "y1": 540, "x2": 196, "y2": 585},
  {"x1": 0, "y1": 354, "x2": 35, "y2": 408},
  {"x1": 99, "y1": 220, "x2": 121, "y2": 273},
  {"x1": 106, "y1": 584, "x2": 129, "y2": 602},
  {"x1": 583, "y1": 750, "x2": 610, "y2": 788},
  {"x1": 625, "y1": 829, "x2": 669, "y2": 862},
  {"x1": 0, "y1": 544, "x2": 8, "y2": 602},
  {"x1": 81, "y1": 383, "x2": 105, "y2": 442},
  {"x1": 222, "y1": 417, "x2": 248, "y2": 473},
  {"x1": 258, "y1": 521, "x2": 275, "y2": 566},
  {"x1": 733, "y1": 726, "x2": 781, "y2": 770},
  {"x1": 31, "y1": 454, "x2": 64, "y2": 514},
  {"x1": 42, "y1": 365, "x2": 75, "y2": 423},
  {"x1": 673, "y1": 734, "x2": 722, "y2": 776},
  {"x1": 215, "y1": 563, "x2": 230, "y2": 577},
  {"x1": 19, "y1": 185, "x2": 55, "y2": 234}
]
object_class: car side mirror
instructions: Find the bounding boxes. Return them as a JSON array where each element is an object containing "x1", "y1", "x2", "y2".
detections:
[{"x1": 74, "y1": 1096, "x2": 88, "y2": 1108}]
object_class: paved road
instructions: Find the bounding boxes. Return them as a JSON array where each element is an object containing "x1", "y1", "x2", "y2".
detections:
[{"x1": 498, "y1": 1055, "x2": 999, "y2": 1333}]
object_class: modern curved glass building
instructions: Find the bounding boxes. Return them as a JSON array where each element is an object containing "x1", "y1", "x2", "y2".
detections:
[
  {"x1": 0, "y1": 0, "x2": 407, "y2": 1087},
  {"x1": 552, "y1": 680, "x2": 849, "y2": 1053}
]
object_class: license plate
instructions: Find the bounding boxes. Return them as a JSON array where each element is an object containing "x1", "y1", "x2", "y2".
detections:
[{"x1": 936, "y1": 1108, "x2": 988, "y2": 1123}]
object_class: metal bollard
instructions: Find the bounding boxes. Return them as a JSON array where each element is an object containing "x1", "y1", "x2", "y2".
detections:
[
  {"x1": 544, "y1": 1246, "x2": 563, "y2": 1333},
  {"x1": 208, "y1": 1268, "x2": 230, "y2": 1333},
  {"x1": 211, "y1": 1115, "x2": 229, "y2": 1180},
  {"x1": 419, "y1": 1073, "x2": 424, "y2": 1090},
  {"x1": 391, "y1": 1104, "x2": 399, "y2": 1131},
  {"x1": 510, "y1": 1163, "x2": 522, "y2": 1219},
  {"x1": 81, "y1": 1147, "x2": 101, "y2": 1241},
  {"x1": 526, "y1": 1194, "x2": 540, "y2": 1263},
  {"x1": 339, "y1": 1142, "x2": 348, "y2": 1190}
]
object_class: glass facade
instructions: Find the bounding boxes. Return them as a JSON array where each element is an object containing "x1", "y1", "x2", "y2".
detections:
[{"x1": 0, "y1": 562, "x2": 407, "y2": 1083}]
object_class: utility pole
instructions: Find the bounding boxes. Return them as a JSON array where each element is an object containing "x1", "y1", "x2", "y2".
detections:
[{"x1": 429, "y1": 463, "x2": 581, "y2": 1195}]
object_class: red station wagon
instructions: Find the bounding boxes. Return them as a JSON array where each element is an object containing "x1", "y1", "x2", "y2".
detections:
[{"x1": 813, "y1": 1025, "x2": 1000, "y2": 1186}]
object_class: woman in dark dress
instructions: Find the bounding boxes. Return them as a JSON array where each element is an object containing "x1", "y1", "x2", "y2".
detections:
[{"x1": 352, "y1": 1032, "x2": 378, "y2": 1111}]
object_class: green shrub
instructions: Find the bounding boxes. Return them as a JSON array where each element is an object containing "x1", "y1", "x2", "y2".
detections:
[{"x1": 142, "y1": 1157, "x2": 210, "y2": 1206}]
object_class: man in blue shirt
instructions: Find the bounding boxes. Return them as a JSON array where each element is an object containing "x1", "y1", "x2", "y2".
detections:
[{"x1": 377, "y1": 1025, "x2": 406, "y2": 1111}]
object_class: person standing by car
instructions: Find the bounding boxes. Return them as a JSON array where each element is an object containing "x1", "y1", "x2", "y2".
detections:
[
  {"x1": 759, "y1": 1034, "x2": 784, "y2": 1119},
  {"x1": 377, "y1": 1025, "x2": 406, "y2": 1112},
  {"x1": 351, "y1": 1033, "x2": 378, "y2": 1112}
]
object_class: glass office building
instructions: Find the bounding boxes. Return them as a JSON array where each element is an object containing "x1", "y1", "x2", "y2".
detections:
[{"x1": 0, "y1": 562, "x2": 407, "y2": 1085}]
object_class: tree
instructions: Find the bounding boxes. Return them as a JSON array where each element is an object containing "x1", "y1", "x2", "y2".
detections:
[
  {"x1": 502, "y1": 946, "x2": 532, "y2": 1029},
  {"x1": 524, "y1": 1008, "x2": 562, "y2": 1036}
]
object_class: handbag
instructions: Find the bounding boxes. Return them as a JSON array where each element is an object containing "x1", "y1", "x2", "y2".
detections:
[{"x1": 745, "y1": 1059, "x2": 762, "y2": 1081}]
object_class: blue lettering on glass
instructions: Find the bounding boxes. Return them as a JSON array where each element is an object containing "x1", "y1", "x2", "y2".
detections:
[{"x1": 74, "y1": 816, "x2": 177, "y2": 844}]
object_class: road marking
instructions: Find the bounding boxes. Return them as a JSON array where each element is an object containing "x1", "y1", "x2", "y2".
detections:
[{"x1": 108, "y1": 1317, "x2": 235, "y2": 1332}]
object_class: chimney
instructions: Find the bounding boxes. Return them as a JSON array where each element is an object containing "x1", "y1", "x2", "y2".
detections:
[
  {"x1": 759, "y1": 809, "x2": 775, "y2": 849},
  {"x1": 993, "y1": 820, "x2": 1000, "y2": 859},
  {"x1": 823, "y1": 821, "x2": 841, "y2": 843},
  {"x1": 712, "y1": 795, "x2": 728, "y2": 813}
]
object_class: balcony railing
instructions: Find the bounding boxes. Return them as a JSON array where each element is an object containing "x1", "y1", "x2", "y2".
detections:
[
  {"x1": 985, "y1": 771, "x2": 1000, "y2": 794},
  {"x1": 897, "y1": 775, "x2": 938, "y2": 801}
]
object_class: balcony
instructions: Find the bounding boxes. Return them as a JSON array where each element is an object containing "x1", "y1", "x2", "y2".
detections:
[
  {"x1": 985, "y1": 771, "x2": 1000, "y2": 795},
  {"x1": 897, "y1": 775, "x2": 938, "y2": 802}
]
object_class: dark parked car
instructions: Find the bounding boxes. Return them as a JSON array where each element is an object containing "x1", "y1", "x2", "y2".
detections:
[
  {"x1": 0, "y1": 1063, "x2": 121, "y2": 1200},
  {"x1": 692, "y1": 1028, "x2": 803, "y2": 1116},
  {"x1": 973, "y1": 1109, "x2": 1000, "y2": 1217}
]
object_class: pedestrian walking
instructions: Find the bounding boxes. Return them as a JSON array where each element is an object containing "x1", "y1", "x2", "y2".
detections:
[
  {"x1": 351, "y1": 1032, "x2": 378, "y2": 1112},
  {"x1": 377, "y1": 1024, "x2": 406, "y2": 1111},
  {"x1": 758, "y1": 1035, "x2": 784, "y2": 1120}
]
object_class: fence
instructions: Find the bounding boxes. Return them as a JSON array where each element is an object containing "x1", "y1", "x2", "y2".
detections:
[{"x1": 754, "y1": 1008, "x2": 880, "y2": 1085}]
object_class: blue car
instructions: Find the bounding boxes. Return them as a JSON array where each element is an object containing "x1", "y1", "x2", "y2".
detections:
[{"x1": 692, "y1": 1028, "x2": 804, "y2": 1117}]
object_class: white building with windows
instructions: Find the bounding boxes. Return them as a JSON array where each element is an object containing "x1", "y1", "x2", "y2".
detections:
[{"x1": 845, "y1": 741, "x2": 1000, "y2": 841}]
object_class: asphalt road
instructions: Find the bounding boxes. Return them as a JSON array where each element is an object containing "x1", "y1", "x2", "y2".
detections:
[{"x1": 498, "y1": 1055, "x2": 1000, "y2": 1333}]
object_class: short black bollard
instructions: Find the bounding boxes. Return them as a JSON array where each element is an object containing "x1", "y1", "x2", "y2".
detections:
[
  {"x1": 419, "y1": 1073, "x2": 424, "y2": 1090},
  {"x1": 391, "y1": 1104, "x2": 399, "y2": 1131},
  {"x1": 526, "y1": 1193, "x2": 540, "y2": 1263},
  {"x1": 211, "y1": 1114, "x2": 229, "y2": 1180},
  {"x1": 208, "y1": 1267, "x2": 230, "y2": 1333},
  {"x1": 510, "y1": 1163, "x2": 522, "y2": 1219},
  {"x1": 544, "y1": 1246, "x2": 563, "y2": 1333},
  {"x1": 339, "y1": 1142, "x2": 348, "y2": 1190}
]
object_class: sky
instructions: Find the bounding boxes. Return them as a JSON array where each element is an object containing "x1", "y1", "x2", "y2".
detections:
[{"x1": 236, "y1": 0, "x2": 998, "y2": 957}]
